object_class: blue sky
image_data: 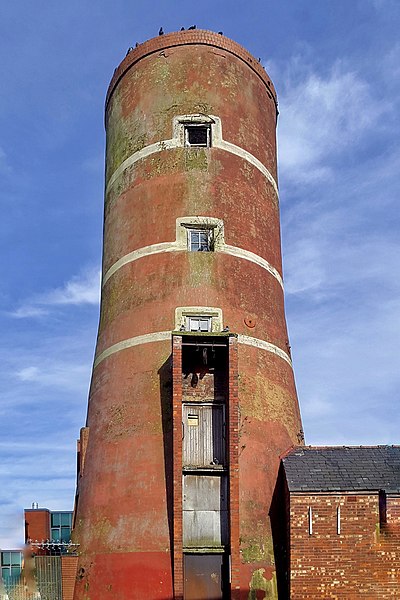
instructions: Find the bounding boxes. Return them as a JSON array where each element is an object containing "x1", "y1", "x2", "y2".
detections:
[{"x1": 1, "y1": 0, "x2": 399, "y2": 547}]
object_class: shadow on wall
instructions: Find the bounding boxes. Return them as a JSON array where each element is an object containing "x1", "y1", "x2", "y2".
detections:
[
  {"x1": 270, "y1": 464, "x2": 290, "y2": 600},
  {"x1": 158, "y1": 355, "x2": 174, "y2": 572}
]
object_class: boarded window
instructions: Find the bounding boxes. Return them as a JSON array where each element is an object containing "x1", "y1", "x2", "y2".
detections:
[
  {"x1": 183, "y1": 474, "x2": 228, "y2": 548},
  {"x1": 183, "y1": 404, "x2": 225, "y2": 467}
]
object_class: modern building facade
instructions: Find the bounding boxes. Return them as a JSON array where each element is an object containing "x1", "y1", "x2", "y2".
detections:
[
  {"x1": 0, "y1": 505, "x2": 77, "y2": 600},
  {"x1": 24, "y1": 507, "x2": 73, "y2": 547},
  {"x1": 72, "y1": 29, "x2": 303, "y2": 600}
]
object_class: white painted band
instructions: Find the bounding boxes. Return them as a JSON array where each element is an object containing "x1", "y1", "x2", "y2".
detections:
[
  {"x1": 103, "y1": 242, "x2": 178, "y2": 285},
  {"x1": 93, "y1": 331, "x2": 292, "y2": 369},
  {"x1": 217, "y1": 139, "x2": 278, "y2": 196},
  {"x1": 93, "y1": 331, "x2": 172, "y2": 369},
  {"x1": 107, "y1": 139, "x2": 179, "y2": 192},
  {"x1": 237, "y1": 334, "x2": 292, "y2": 366},
  {"x1": 223, "y1": 245, "x2": 283, "y2": 287},
  {"x1": 102, "y1": 242, "x2": 283, "y2": 288},
  {"x1": 105, "y1": 115, "x2": 278, "y2": 197}
]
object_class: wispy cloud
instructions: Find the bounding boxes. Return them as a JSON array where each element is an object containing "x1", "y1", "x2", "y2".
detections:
[
  {"x1": 11, "y1": 307, "x2": 48, "y2": 319},
  {"x1": 267, "y1": 45, "x2": 400, "y2": 446},
  {"x1": 42, "y1": 268, "x2": 100, "y2": 306},
  {"x1": 10, "y1": 267, "x2": 100, "y2": 318},
  {"x1": 275, "y1": 61, "x2": 388, "y2": 185},
  {"x1": 14, "y1": 361, "x2": 89, "y2": 391},
  {"x1": 0, "y1": 146, "x2": 12, "y2": 175}
]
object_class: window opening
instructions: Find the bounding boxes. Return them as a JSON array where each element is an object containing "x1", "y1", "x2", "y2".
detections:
[
  {"x1": 186, "y1": 316, "x2": 212, "y2": 332},
  {"x1": 1, "y1": 551, "x2": 22, "y2": 580},
  {"x1": 51, "y1": 512, "x2": 72, "y2": 542},
  {"x1": 189, "y1": 229, "x2": 211, "y2": 252},
  {"x1": 185, "y1": 124, "x2": 211, "y2": 147}
]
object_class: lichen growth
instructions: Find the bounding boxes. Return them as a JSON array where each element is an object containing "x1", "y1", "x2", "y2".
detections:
[
  {"x1": 187, "y1": 252, "x2": 215, "y2": 288},
  {"x1": 184, "y1": 148, "x2": 209, "y2": 171},
  {"x1": 242, "y1": 528, "x2": 274, "y2": 564},
  {"x1": 248, "y1": 569, "x2": 278, "y2": 600},
  {"x1": 106, "y1": 115, "x2": 147, "y2": 182}
]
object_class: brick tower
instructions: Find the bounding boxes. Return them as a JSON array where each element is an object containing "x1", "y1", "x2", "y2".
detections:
[{"x1": 73, "y1": 30, "x2": 303, "y2": 600}]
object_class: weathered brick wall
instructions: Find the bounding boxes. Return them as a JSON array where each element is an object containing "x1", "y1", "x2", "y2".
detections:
[
  {"x1": 172, "y1": 335, "x2": 183, "y2": 600},
  {"x1": 61, "y1": 555, "x2": 78, "y2": 600},
  {"x1": 106, "y1": 30, "x2": 278, "y2": 115},
  {"x1": 74, "y1": 27, "x2": 302, "y2": 599},
  {"x1": 290, "y1": 492, "x2": 400, "y2": 598},
  {"x1": 386, "y1": 495, "x2": 400, "y2": 523}
]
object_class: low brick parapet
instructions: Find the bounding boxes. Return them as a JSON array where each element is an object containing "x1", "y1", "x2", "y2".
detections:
[{"x1": 106, "y1": 29, "x2": 277, "y2": 112}]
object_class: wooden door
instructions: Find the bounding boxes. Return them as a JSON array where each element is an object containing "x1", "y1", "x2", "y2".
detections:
[{"x1": 182, "y1": 404, "x2": 225, "y2": 467}]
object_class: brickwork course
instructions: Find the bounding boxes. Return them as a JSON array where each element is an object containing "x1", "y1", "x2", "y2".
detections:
[{"x1": 72, "y1": 28, "x2": 302, "y2": 600}]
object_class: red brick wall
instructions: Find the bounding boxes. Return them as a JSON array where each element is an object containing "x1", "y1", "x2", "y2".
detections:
[
  {"x1": 227, "y1": 336, "x2": 240, "y2": 599},
  {"x1": 172, "y1": 335, "x2": 183, "y2": 599},
  {"x1": 289, "y1": 492, "x2": 400, "y2": 598},
  {"x1": 386, "y1": 495, "x2": 400, "y2": 523},
  {"x1": 61, "y1": 555, "x2": 78, "y2": 600},
  {"x1": 24, "y1": 509, "x2": 50, "y2": 542}
]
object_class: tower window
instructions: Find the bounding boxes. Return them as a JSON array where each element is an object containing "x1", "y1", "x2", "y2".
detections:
[
  {"x1": 188, "y1": 228, "x2": 211, "y2": 252},
  {"x1": 186, "y1": 316, "x2": 212, "y2": 332},
  {"x1": 185, "y1": 124, "x2": 211, "y2": 147}
]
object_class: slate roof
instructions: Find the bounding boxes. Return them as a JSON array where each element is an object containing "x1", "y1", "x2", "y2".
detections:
[{"x1": 282, "y1": 446, "x2": 400, "y2": 493}]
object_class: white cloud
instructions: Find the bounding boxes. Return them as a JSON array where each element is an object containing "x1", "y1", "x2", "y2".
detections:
[
  {"x1": 11, "y1": 306, "x2": 49, "y2": 319},
  {"x1": 276, "y1": 62, "x2": 388, "y2": 184},
  {"x1": 14, "y1": 361, "x2": 89, "y2": 391},
  {"x1": 273, "y1": 48, "x2": 400, "y2": 447},
  {"x1": 10, "y1": 267, "x2": 100, "y2": 318},
  {"x1": 40, "y1": 267, "x2": 100, "y2": 305}
]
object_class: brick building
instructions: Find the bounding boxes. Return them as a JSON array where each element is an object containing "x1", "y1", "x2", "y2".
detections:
[{"x1": 279, "y1": 446, "x2": 400, "y2": 598}]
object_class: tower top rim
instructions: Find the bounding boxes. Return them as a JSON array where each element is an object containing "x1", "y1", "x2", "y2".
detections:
[{"x1": 105, "y1": 29, "x2": 278, "y2": 113}]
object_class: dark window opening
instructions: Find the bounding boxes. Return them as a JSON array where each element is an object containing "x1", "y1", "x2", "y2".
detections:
[{"x1": 185, "y1": 125, "x2": 211, "y2": 147}]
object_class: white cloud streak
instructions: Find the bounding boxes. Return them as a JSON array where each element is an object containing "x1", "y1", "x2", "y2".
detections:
[
  {"x1": 43, "y1": 268, "x2": 100, "y2": 305},
  {"x1": 276, "y1": 62, "x2": 388, "y2": 185},
  {"x1": 10, "y1": 267, "x2": 100, "y2": 318}
]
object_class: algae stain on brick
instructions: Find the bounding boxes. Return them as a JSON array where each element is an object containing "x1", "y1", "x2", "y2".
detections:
[
  {"x1": 187, "y1": 252, "x2": 214, "y2": 288},
  {"x1": 248, "y1": 569, "x2": 278, "y2": 600},
  {"x1": 185, "y1": 148, "x2": 209, "y2": 171},
  {"x1": 242, "y1": 532, "x2": 274, "y2": 564}
]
